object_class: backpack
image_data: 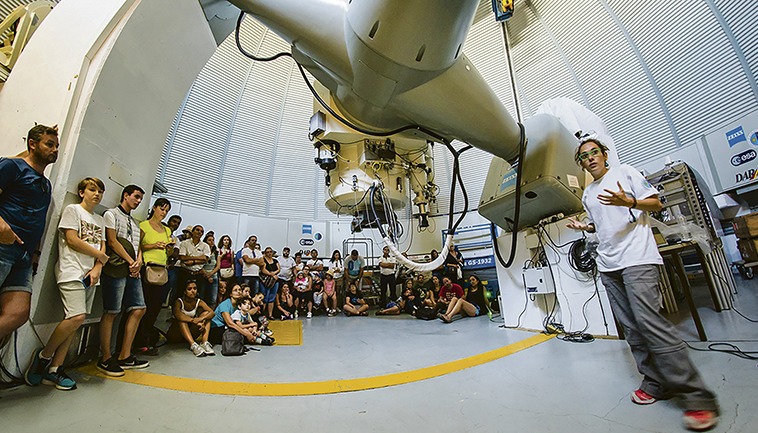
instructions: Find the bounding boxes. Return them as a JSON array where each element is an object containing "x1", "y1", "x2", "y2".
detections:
[
  {"x1": 221, "y1": 329, "x2": 245, "y2": 356},
  {"x1": 415, "y1": 306, "x2": 437, "y2": 321}
]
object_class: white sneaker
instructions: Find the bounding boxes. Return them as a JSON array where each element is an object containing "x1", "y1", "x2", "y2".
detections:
[
  {"x1": 294, "y1": 311, "x2": 299, "y2": 319},
  {"x1": 201, "y1": 341, "x2": 215, "y2": 356},
  {"x1": 190, "y1": 342, "x2": 205, "y2": 357},
  {"x1": 264, "y1": 329, "x2": 273, "y2": 337},
  {"x1": 306, "y1": 312, "x2": 312, "y2": 318}
]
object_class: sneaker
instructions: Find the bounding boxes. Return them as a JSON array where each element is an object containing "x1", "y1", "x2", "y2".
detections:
[
  {"x1": 264, "y1": 329, "x2": 273, "y2": 337},
  {"x1": 201, "y1": 341, "x2": 215, "y2": 356},
  {"x1": 306, "y1": 312, "x2": 312, "y2": 318},
  {"x1": 631, "y1": 389, "x2": 657, "y2": 405},
  {"x1": 683, "y1": 410, "x2": 718, "y2": 431},
  {"x1": 294, "y1": 310, "x2": 299, "y2": 319},
  {"x1": 41, "y1": 369, "x2": 77, "y2": 391},
  {"x1": 190, "y1": 342, "x2": 205, "y2": 357},
  {"x1": 96, "y1": 357, "x2": 125, "y2": 377},
  {"x1": 24, "y1": 348, "x2": 50, "y2": 386},
  {"x1": 118, "y1": 355, "x2": 149, "y2": 370}
]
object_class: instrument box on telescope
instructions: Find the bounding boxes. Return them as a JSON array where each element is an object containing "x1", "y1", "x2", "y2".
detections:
[{"x1": 478, "y1": 114, "x2": 585, "y2": 231}]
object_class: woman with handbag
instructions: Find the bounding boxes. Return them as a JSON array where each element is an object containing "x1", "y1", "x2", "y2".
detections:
[
  {"x1": 260, "y1": 246, "x2": 280, "y2": 319},
  {"x1": 135, "y1": 198, "x2": 173, "y2": 355},
  {"x1": 217, "y1": 235, "x2": 235, "y2": 283}
]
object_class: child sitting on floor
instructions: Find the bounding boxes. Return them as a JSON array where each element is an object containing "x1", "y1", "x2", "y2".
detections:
[
  {"x1": 232, "y1": 297, "x2": 273, "y2": 346},
  {"x1": 344, "y1": 282, "x2": 368, "y2": 316}
]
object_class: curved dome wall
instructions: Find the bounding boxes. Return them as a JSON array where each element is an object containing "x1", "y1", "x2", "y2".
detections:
[{"x1": 156, "y1": 0, "x2": 758, "y2": 218}]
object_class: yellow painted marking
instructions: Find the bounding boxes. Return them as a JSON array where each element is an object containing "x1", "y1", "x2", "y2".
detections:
[{"x1": 80, "y1": 333, "x2": 553, "y2": 396}]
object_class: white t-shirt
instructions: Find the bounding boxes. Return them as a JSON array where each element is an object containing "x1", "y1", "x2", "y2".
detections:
[
  {"x1": 277, "y1": 256, "x2": 296, "y2": 280},
  {"x1": 179, "y1": 239, "x2": 211, "y2": 272},
  {"x1": 306, "y1": 258, "x2": 323, "y2": 277},
  {"x1": 241, "y1": 247, "x2": 260, "y2": 276},
  {"x1": 306, "y1": 258, "x2": 323, "y2": 269},
  {"x1": 56, "y1": 204, "x2": 105, "y2": 284},
  {"x1": 379, "y1": 255, "x2": 396, "y2": 275},
  {"x1": 327, "y1": 259, "x2": 344, "y2": 279},
  {"x1": 230, "y1": 309, "x2": 252, "y2": 325},
  {"x1": 583, "y1": 164, "x2": 663, "y2": 272},
  {"x1": 103, "y1": 206, "x2": 140, "y2": 259}
]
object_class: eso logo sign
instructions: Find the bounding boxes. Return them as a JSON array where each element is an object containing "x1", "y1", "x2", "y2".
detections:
[{"x1": 731, "y1": 149, "x2": 757, "y2": 167}]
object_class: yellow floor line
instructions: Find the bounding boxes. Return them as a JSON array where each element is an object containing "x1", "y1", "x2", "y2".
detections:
[{"x1": 79, "y1": 333, "x2": 554, "y2": 396}]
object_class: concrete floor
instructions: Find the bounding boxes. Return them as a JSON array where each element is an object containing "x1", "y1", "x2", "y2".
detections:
[{"x1": 0, "y1": 273, "x2": 756, "y2": 433}]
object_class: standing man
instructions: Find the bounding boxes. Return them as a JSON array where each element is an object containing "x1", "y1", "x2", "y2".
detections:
[
  {"x1": 277, "y1": 246, "x2": 296, "y2": 288},
  {"x1": 567, "y1": 135, "x2": 718, "y2": 432},
  {"x1": 164, "y1": 214, "x2": 182, "y2": 305},
  {"x1": 306, "y1": 249, "x2": 324, "y2": 278},
  {"x1": 240, "y1": 235, "x2": 260, "y2": 293},
  {"x1": 345, "y1": 249, "x2": 364, "y2": 291},
  {"x1": 98, "y1": 185, "x2": 149, "y2": 376},
  {"x1": 0, "y1": 124, "x2": 58, "y2": 340},
  {"x1": 178, "y1": 225, "x2": 210, "y2": 297},
  {"x1": 378, "y1": 245, "x2": 396, "y2": 306}
]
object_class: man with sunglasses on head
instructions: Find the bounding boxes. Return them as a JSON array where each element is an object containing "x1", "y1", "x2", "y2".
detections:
[
  {"x1": 0, "y1": 124, "x2": 58, "y2": 341},
  {"x1": 97, "y1": 185, "x2": 149, "y2": 377},
  {"x1": 567, "y1": 134, "x2": 718, "y2": 432}
]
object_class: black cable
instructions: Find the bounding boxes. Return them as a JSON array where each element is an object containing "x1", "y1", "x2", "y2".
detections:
[
  {"x1": 502, "y1": 273, "x2": 530, "y2": 329},
  {"x1": 236, "y1": 11, "x2": 479, "y2": 244},
  {"x1": 491, "y1": 122, "x2": 527, "y2": 269},
  {"x1": 731, "y1": 306, "x2": 758, "y2": 323},
  {"x1": 568, "y1": 237, "x2": 596, "y2": 273},
  {"x1": 684, "y1": 341, "x2": 758, "y2": 360},
  {"x1": 235, "y1": 12, "x2": 293, "y2": 62}
]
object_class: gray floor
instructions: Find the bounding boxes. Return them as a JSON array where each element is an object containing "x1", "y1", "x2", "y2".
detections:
[{"x1": 1, "y1": 274, "x2": 756, "y2": 433}]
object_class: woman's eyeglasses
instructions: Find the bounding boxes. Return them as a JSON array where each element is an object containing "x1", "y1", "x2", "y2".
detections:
[{"x1": 577, "y1": 148, "x2": 601, "y2": 161}]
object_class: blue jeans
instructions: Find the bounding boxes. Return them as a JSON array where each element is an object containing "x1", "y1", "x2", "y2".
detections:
[
  {"x1": 204, "y1": 274, "x2": 219, "y2": 308},
  {"x1": 262, "y1": 280, "x2": 278, "y2": 304},
  {"x1": 164, "y1": 266, "x2": 180, "y2": 304},
  {"x1": 101, "y1": 273, "x2": 146, "y2": 314},
  {"x1": 0, "y1": 243, "x2": 33, "y2": 295},
  {"x1": 240, "y1": 276, "x2": 260, "y2": 294}
]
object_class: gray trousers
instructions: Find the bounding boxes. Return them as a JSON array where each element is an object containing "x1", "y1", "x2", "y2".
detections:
[{"x1": 600, "y1": 264, "x2": 718, "y2": 412}]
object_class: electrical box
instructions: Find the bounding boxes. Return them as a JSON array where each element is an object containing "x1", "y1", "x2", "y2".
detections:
[{"x1": 523, "y1": 267, "x2": 555, "y2": 294}]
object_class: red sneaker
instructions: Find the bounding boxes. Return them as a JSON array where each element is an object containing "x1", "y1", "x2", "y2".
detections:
[
  {"x1": 683, "y1": 410, "x2": 718, "y2": 431},
  {"x1": 631, "y1": 389, "x2": 657, "y2": 405}
]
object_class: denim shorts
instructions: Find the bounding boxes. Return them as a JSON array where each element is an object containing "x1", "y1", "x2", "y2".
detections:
[
  {"x1": 0, "y1": 243, "x2": 33, "y2": 295},
  {"x1": 101, "y1": 273, "x2": 145, "y2": 314}
]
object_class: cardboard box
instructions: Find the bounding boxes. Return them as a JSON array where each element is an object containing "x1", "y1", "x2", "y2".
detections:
[
  {"x1": 737, "y1": 238, "x2": 758, "y2": 262},
  {"x1": 733, "y1": 213, "x2": 758, "y2": 239}
]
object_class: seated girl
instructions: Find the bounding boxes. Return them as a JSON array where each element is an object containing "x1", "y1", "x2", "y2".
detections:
[
  {"x1": 322, "y1": 270, "x2": 339, "y2": 316},
  {"x1": 438, "y1": 274, "x2": 489, "y2": 323},
  {"x1": 424, "y1": 275, "x2": 441, "y2": 308},
  {"x1": 166, "y1": 280, "x2": 215, "y2": 357},
  {"x1": 275, "y1": 282, "x2": 296, "y2": 320},
  {"x1": 343, "y1": 282, "x2": 369, "y2": 316}
]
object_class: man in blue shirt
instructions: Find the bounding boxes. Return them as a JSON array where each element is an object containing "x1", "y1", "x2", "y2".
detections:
[{"x1": 0, "y1": 124, "x2": 58, "y2": 340}]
